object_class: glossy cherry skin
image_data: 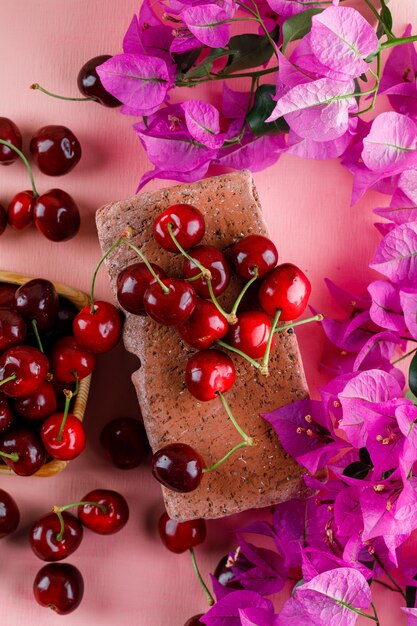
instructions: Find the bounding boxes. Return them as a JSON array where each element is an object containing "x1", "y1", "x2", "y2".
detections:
[
  {"x1": 0, "y1": 309, "x2": 27, "y2": 352},
  {"x1": 0, "y1": 489, "x2": 20, "y2": 538},
  {"x1": 214, "y1": 554, "x2": 243, "y2": 590},
  {"x1": 0, "y1": 428, "x2": 46, "y2": 476},
  {"x1": 30, "y1": 511, "x2": 83, "y2": 562},
  {"x1": 78, "y1": 55, "x2": 121, "y2": 107},
  {"x1": 33, "y1": 189, "x2": 80, "y2": 242},
  {"x1": 30, "y1": 125, "x2": 82, "y2": 176},
  {"x1": 144, "y1": 278, "x2": 196, "y2": 326},
  {"x1": 230, "y1": 235, "x2": 278, "y2": 279},
  {"x1": 0, "y1": 397, "x2": 14, "y2": 434},
  {"x1": 41, "y1": 414, "x2": 86, "y2": 461},
  {"x1": 0, "y1": 283, "x2": 16, "y2": 308},
  {"x1": 117, "y1": 262, "x2": 167, "y2": 315},
  {"x1": 0, "y1": 204, "x2": 7, "y2": 235},
  {"x1": 183, "y1": 245, "x2": 230, "y2": 298},
  {"x1": 154, "y1": 204, "x2": 205, "y2": 253},
  {"x1": 177, "y1": 299, "x2": 228, "y2": 350},
  {"x1": 0, "y1": 345, "x2": 49, "y2": 397},
  {"x1": 52, "y1": 336, "x2": 96, "y2": 383},
  {"x1": 259, "y1": 263, "x2": 311, "y2": 321},
  {"x1": 184, "y1": 616, "x2": 205, "y2": 626},
  {"x1": 14, "y1": 278, "x2": 59, "y2": 331},
  {"x1": 151, "y1": 443, "x2": 204, "y2": 493},
  {"x1": 228, "y1": 311, "x2": 274, "y2": 359},
  {"x1": 77, "y1": 489, "x2": 129, "y2": 535},
  {"x1": 7, "y1": 190, "x2": 35, "y2": 230},
  {"x1": 0, "y1": 117, "x2": 22, "y2": 165},
  {"x1": 14, "y1": 381, "x2": 57, "y2": 421},
  {"x1": 73, "y1": 301, "x2": 122, "y2": 354},
  {"x1": 185, "y1": 349, "x2": 236, "y2": 402},
  {"x1": 33, "y1": 563, "x2": 84, "y2": 615},
  {"x1": 158, "y1": 512, "x2": 206, "y2": 554},
  {"x1": 100, "y1": 417, "x2": 149, "y2": 469}
]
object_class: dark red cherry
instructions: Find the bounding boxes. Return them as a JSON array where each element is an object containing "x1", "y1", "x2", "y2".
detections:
[
  {"x1": 77, "y1": 489, "x2": 129, "y2": 535},
  {"x1": 0, "y1": 428, "x2": 46, "y2": 475},
  {"x1": 73, "y1": 301, "x2": 122, "y2": 354},
  {"x1": 154, "y1": 204, "x2": 205, "y2": 252},
  {"x1": 0, "y1": 117, "x2": 22, "y2": 165},
  {"x1": 14, "y1": 381, "x2": 57, "y2": 421},
  {"x1": 158, "y1": 512, "x2": 206, "y2": 553},
  {"x1": 0, "y1": 397, "x2": 14, "y2": 434},
  {"x1": 56, "y1": 298, "x2": 79, "y2": 335},
  {"x1": 230, "y1": 235, "x2": 278, "y2": 279},
  {"x1": 78, "y1": 55, "x2": 121, "y2": 107},
  {"x1": 185, "y1": 349, "x2": 236, "y2": 402},
  {"x1": 7, "y1": 190, "x2": 35, "y2": 230},
  {"x1": 0, "y1": 309, "x2": 27, "y2": 352},
  {"x1": 100, "y1": 417, "x2": 149, "y2": 470},
  {"x1": 228, "y1": 310, "x2": 274, "y2": 359},
  {"x1": 0, "y1": 204, "x2": 7, "y2": 235},
  {"x1": 0, "y1": 283, "x2": 16, "y2": 308},
  {"x1": 51, "y1": 336, "x2": 96, "y2": 383},
  {"x1": 0, "y1": 345, "x2": 49, "y2": 397},
  {"x1": 30, "y1": 511, "x2": 83, "y2": 561},
  {"x1": 41, "y1": 414, "x2": 86, "y2": 461},
  {"x1": 151, "y1": 443, "x2": 204, "y2": 493},
  {"x1": 0, "y1": 489, "x2": 20, "y2": 538},
  {"x1": 33, "y1": 189, "x2": 80, "y2": 242},
  {"x1": 184, "y1": 616, "x2": 205, "y2": 626},
  {"x1": 183, "y1": 245, "x2": 230, "y2": 298},
  {"x1": 33, "y1": 563, "x2": 84, "y2": 615},
  {"x1": 259, "y1": 263, "x2": 311, "y2": 321},
  {"x1": 14, "y1": 278, "x2": 59, "y2": 331},
  {"x1": 30, "y1": 125, "x2": 81, "y2": 176},
  {"x1": 117, "y1": 262, "x2": 167, "y2": 315},
  {"x1": 144, "y1": 278, "x2": 196, "y2": 326},
  {"x1": 214, "y1": 554, "x2": 243, "y2": 589},
  {"x1": 177, "y1": 299, "x2": 228, "y2": 350}
]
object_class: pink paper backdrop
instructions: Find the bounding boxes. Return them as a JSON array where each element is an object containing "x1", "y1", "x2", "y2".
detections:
[{"x1": 0, "y1": 1, "x2": 414, "y2": 624}]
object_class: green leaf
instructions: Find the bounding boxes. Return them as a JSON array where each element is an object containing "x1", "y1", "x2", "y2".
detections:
[
  {"x1": 222, "y1": 27, "x2": 279, "y2": 75},
  {"x1": 246, "y1": 84, "x2": 289, "y2": 136},
  {"x1": 343, "y1": 461, "x2": 372, "y2": 480},
  {"x1": 174, "y1": 47, "x2": 203, "y2": 74},
  {"x1": 184, "y1": 48, "x2": 233, "y2": 79},
  {"x1": 409, "y1": 352, "x2": 417, "y2": 397},
  {"x1": 282, "y1": 8, "x2": 323, "y2": 53},
  {"x1": 406, "y1": 388, "x2": 417, "y2": 405},
  {"x1": 380, "y1": 0, "x2": 393, "y2": 32}
]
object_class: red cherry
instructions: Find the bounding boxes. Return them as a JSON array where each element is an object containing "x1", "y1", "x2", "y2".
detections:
[
  {"x1": 78, "y1": 56, "x2": 121, "y2": 107},
  {"x1": 0, "y1": 117, "x2": 22, "y2": 165},
  {"x1": 7, "y1": 190, "x2": 35, "y2": 230},
  {"x1": 0, "y1": 489, "x2": 20, "y2": 538},
  {"x1": 184, "y1": 616, "x2": 205, "y2": 626},
  {"x1": 230, "y1": 235, "x2": 278, "y2": 279},
  {"x1": 30, "y1": 511, "x2": 83, "y2": 561},
  {"x1": 73, "y1": 301, "x2": 122, "y2": 354},
  {"x1": 14, "y1": 381, "x2": 57, "y2": 421},
  {"x1": 158, "y1": 512, "x2": 206, "y2": 554},
  {"x1": 144, "y1": 278, "x2": 196, "y2": 326},
  {"x1": 41, "y1": 414, "x2": 86, "y2": 461},
  {"x1": 33, "y1": 563, "x2": 84, "y2": 615},
  {"x1": 77, "y1": 489, "x2": 129, "y2": 535},
  {"x1": 151, "y1": 443, "x2": 204, "y2": 493},
  {"x1": 116, "y1": 262, "x2": 167, "y2": 315},
  {"x1": 0, "y1": 283, "x2": 17, "y2": 308},
  {"x1": 259, "y1": 263, "x2": 311, "y2": 321},
  {"x1": 51, "y1": 336, "x2": 96, "y2": 383},
  {"x1": 214, "y1": 554, "x2": 243, "y2": 590},
  {"x1": 177, "y1": 299, "x2": 228, "y2": 350},
  {"x1": 154, "y1": 204, "x2": 205, "y2": 253},
  {"x1": 228, "y1": 311, "x2": 274, "y2": 359},
  {"x1": 0, "y1": 346, "x2": 49, "y2": 397},
  {"x1": 0, "y1": 428, "x2": 46, "y2": 476},
  {"x1": 13, "y1": 278, "x2": 59, "y2": 331},
  {"x1": 30, "y1": 125, "x2": 82, "y2": 176},
  {"x1": 185, "y1": 349, "x2": 236, "y2": 402},
  {"x1": 0, "y1": 204, "x2": 7, "y2": 235},
  {"x1": 183, "y1": 245, "x2": 230, "y2": 298},
  {"x1": 33, "y1": 189, "x2": 80, "y2": 242},
  {"x1": 0, "y1": 397, "x2": 14, "y2": 434},
  {"x1": 0, "y1": 309, "x2": 27, "y2": 352},
  {"x1": 100, "y1": 417, "x2": 149, "y2": 469}
]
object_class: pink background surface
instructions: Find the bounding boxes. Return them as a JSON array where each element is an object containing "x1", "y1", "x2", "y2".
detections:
[{"x1": 0, "y1": 1, "x2": 414, "y2": 624}]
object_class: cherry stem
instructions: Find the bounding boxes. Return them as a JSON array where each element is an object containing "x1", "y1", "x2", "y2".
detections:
[
  {"x1": 90, "y1": 235, "x2": 125, "y2": 314},
  {"x1": 0, "y1": 139, "x2": 38, "y2": 198},
  {"x1": 215, "y1": 339, "x2": 261, "y2": 370},
  {"x1": 202, "y1": 440, "x2": 249, "y2": 473},
  {"x1": 189, "y1": 548, "x2": 215, "y2": 607},
  {"x1": 217, "y1": 391, "x2": 253, "y2": 446},
  {"x1": 122, "y1": 238, "x2": 170, "y2": 295},
  {"x1": 54, "y1": 508, "x2": 66, "y2": 543},
  {"x1": 260, "y1": 309, "x2": 281, "y2": 376},
  {"x1": 31, "y1": 319, "x2": 44, "y2": 353},
  {"x1": 0, "y1": 450, "x2": 19, "y2": 462},
  {"x1": 184, "y1": 272, "x2": 204, "y2": 282},
  {"x1": 167, "y1": 223, "x2": 212, "y2": 281},
  {"x1": 230, "y1": 267, "x2": 259, "y2": 316},
  {"x1": 72, "y1": 370, "x2": 80, "y2": 396},
  {"x1": 0, "y1": 373, "x2": 17, "y2": 388},
  {"x1": 30, "y1": 83, "x2": 98, "y2": 102},
  {"x1": 56, "y1": 389, "x2": 73, "y2": 442},
  {"x1": 53, "y1": 500, "x2": 107, "y2": 515},
  {"x1": 207, "y1": 278, "x2": 237, "y2": 325},
  {"x1": 273, "y1": 313, "x2": 324, "y2": 334}
]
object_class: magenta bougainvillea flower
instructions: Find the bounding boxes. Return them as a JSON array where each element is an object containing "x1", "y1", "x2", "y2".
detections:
[{"x1": 380, "y1": 25, "x2": 417, "y2": 118}]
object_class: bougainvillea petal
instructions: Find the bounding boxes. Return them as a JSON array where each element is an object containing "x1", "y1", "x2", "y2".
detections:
[
  {"x1": 399, "y1": 168, "x2": 417, "y2": 204},
  {"x1": 182, "y1": 100, "x2": 226, "y2": 149},
  {"x1": 181, "y1": 2, "x2": 235, "y2": 48},
  {"x1": 353, "y1": 331, "x2": 402, "y2": 372},
  {"x1": 400, "y1": 289, "x2": 417, "y2": 339},
  {"x1": 216, "y1": 132, "x2": 285, "y2": 171},
  {"x1": 265, "y1": 0, "x2": 322, "y2": 17},
  {"x1": 239, "y1": 607, "x2": 279, "y2": 626},
  {"x1": 370, "y1": 222, "x2": 417, "y2": 287},
  {"x1": 379, "y1": 25, "x2": 417, "y2": 118},
  {"x1": 286, "y1": 118, "x2": 357, "y2": 160},
  {"x1": 362, "y1": 112, "x2": 417, "y2": 173},
  {"x1": 402, "y1": 607, "x2": 417, "y2": 626},
  {"x1": 200, "y1": 590, "x2": 273, "y2": 625},
  {"x1": 374, "y1": 188, "x2": 417, "y2": 224},
  {"x1": 367, "y1": 280, "x2": 404, "y2": 332}
]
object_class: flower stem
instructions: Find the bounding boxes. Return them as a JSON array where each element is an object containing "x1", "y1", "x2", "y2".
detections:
[
  {"x1": 176, "y1": 65, "x2": 279, "y2": 86},
  {"x1": 353, "y1": 52, "x2": 381, "y2": 115},
  {"x1": 0, "y1": 139, "x2": 38, "y2": 198},
  {"x1": 230, "y1": 268, "x2": 259, "y2": 316},
  {"x1": 0, "y1": 373, "x2": 17, "y2": 388},
  {"x1": 380, "y1": 35, "x2": 417, "y2": 50},
  {"x1": 122, "y1": 239, "x2": 170, "y2": 294},
  {"x1": 363, "y1": 0, "x2": 394, "y2": 39},
  {"x1": 31, "y1": 319, "x2": 44, "y2": 353},
  {"x1": 371, "y1": 602, "x2": 380, "y2": 626},
  {"x1": 202, "y1": 440, "x2": 249, "y2": 473},
  {"x1": 260, "y1": 309, "x2": 281, "y2": 376},
  {"x1": 189, "y1": 548, "x2": 215, "y2": 607},
  {"x1": 392, "y1": 347, "x2": 417, "y2": 365},
  {"x1": 217, "y1": 391, "x2": 253, "y2": 445},
  {"x1": 274, "y1": 313, "x2": 324, "y2": 334},
  {"x1": 30, "y1": 83, "x2": 98, "y2": 102},
  {"x1": 373, "y1": 553, "x2": 407, "y2": 600},
  {"x1": 215, "y1": 339, "x2": 261, "y2": 369}
]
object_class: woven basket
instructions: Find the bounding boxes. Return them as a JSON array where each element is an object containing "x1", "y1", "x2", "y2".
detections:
[{"x1": 0, "y1": 270, "x2": 91, "y2": 477}]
